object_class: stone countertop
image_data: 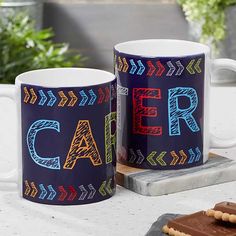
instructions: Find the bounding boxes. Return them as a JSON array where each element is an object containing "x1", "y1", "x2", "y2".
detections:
[{"x1": 0, "y1": 86, "x2": 235, "y2": 236}]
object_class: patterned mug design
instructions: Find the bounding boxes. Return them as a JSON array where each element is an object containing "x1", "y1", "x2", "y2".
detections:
[
  {"x1": 21, "y1": 82, "x2": 116, "y2": 205},
  {"x1": 115, "y1": 51, "x2": 205, "y2": 170}
]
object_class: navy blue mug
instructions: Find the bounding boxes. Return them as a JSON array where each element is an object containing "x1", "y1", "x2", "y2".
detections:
[
  {"x1": 114, "y1": 39, "x2": 236, "y2": 170},
  {"x1": 0, "y1": 68, "x2": 116, "y2": 205}
]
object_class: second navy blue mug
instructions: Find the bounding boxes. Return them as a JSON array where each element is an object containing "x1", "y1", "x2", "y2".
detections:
[
  {"x1": 0, "y1": 68, "x2": 116, "y2": 205},
  {"x1": 114, "y1": 39, "x2": 236, "y2": 170}
]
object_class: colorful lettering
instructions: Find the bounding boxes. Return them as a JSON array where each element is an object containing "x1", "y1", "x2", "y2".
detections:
[
  {"x1": 168, "y1": 87, "x2": 200, "y2": 136},
  {"x1": 133, "y1": 88, "x2": 162, "y2": 136},
  {"x1": 105, "y1": 112, "x2": 116, "y2": 164},
  {"x1": 63, "y1": 120, "x2": 102, "y2": 169},
  {"x1": 27, "y1": 119, "x2": 61, "y2": 170}
]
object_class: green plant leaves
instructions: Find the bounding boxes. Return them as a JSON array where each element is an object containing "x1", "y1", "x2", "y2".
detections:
[
  {"x1": 0, "y1": 12, "x2": 84, "y2": 84},
  {"x1": 177, "y1": 0, "x2": 236, "y2": 51}
]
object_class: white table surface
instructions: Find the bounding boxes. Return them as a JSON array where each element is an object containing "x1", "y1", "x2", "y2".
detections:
[{"x1": 0, "y1": 86, "x2": 235, "y2": 236}]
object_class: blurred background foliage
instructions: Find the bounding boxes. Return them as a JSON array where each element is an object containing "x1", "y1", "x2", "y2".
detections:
[
  {"x1": 0, "y1": 6, "x2": 84, "y2": 84},
  {"x1": 1, "y1": 0, "x2": 236, "y2": 84},
  {"x1": 178, "y1": 0, "x2": 236, "y2": 50}
]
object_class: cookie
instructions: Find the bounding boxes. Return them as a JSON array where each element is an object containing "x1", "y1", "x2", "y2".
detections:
[
  {"x1": 206, "y1": 202, "x2": 236, "y2": 224},
  {"x1": 162, "y1": 211, "x2": 236, "y2": 236}
]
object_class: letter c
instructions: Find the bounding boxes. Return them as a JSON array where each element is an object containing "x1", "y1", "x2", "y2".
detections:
[{"x1": 27, "y1": 119, "x2": 61, "y2": 170}]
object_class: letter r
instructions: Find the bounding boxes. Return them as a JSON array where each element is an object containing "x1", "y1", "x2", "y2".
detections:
[{"x1": 168, "y1": 87, "x2": 200, "y2": 136}]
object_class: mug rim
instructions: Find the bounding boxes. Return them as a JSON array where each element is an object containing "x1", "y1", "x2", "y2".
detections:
[
  {"x1": 15, "y1": 68, "x2": 116, "y2": 88},
  {"x1": 114, "y1": 39, "x2": 210, "y2": 58}
]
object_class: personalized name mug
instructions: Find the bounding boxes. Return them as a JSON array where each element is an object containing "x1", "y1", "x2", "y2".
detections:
[
  {"x1": 114, "y1": 39, "x2": 236, "y2": 170},
  {"x1": 0, "y1": 68, "x2": 116, "y2": 205}
]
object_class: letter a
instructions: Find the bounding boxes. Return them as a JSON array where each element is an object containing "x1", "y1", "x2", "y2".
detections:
[
  {"x1": 168, "y1": 87, "x2": 200, "y2": 136},
  {"x1": 63, "y1": 120, "x2": 102, "y2": 169}
]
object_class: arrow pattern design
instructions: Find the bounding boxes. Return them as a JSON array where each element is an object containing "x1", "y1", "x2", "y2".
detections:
[
  {"x1": 175, "y1": 60, "x2": 185, "y2": 76},
  {"x1": 39, "y1": 184, "x2": 47, "y2": 200},
  {"x1": 99, "y1": 178, "x2": 113, "y2": 196},
  {"x1": 116, "y1": 57, "x2": 146, "y2": 75},
  {"x1": 104, "y1": 87, "x2": 110, "y2": 102},
  {"x1": 166, "y1": 61, "x2": 176, "y2": 76},
  {"x1": 30, "y1": 182, "x2": 38, "y2": 197},
  {"x1": 147, "y1": 151, "x2": 167, "y2": 166},
  {"x1": 156, "y1": 60, "x2": 165, "y2": 77},
  {"x1": 38, "y1": 90, "x2": 47, "y2": 106},
  {"x1": 24, "y1": 180, "x2": 31, "y2": 196},
  {"x1": 170, "y1": 150, "x2": 186, "y2": 165},
  {"x1": 79, "y1": 90, "x2": 88, "y2": 106},
  {"x1": 117, "y1": 57, "x2": 129, "y2": 73},
  {"x1": 186, "y1": 58, "x2": 202, "y2": 74},
  {"x1": 23, "y1": 87, "x2": 110, "y2": 107},
  {"x1": 78, "y1": 185, "x2": 88, "y2": 200},
  {"x1": 97, "y1": 88, "x2": 105, "y2": 104},
  {"x1": 23, "y1": 87, "x2": 30, "y2": 103},
  {"x1": 68, "y1": 186, "x2": 77, "y2": 201},
  {"x1": 128, "y1": 149, "x2": 146, "y2": 164},
  {"x1": 24, "y1": 87, "x2": 38, "y2": 104},
  {"x1": 169, "y1": 147, "x2": 202, "y2": 166},
  {"x1": 188, "y1": 147, "x2": 202, "y2": 164},
  {"x1": 128, "y1": 149, "x2": 167, "y2": 166},
  {"x1": 137, "y1": 60, "x2": 145, "y2": 75},
  {"x1": 128, "y1": 148, "x2": 137, "y2": 163},
  {"x1": 58, "y1": 186, "x2": 68, "y2": 201},
  {"x1": 77, "y1": 184, "x2": 97, "y2": 200},
  {"x1": 47, "y1": 90, "x2": 57, "y2": 107},
  {"x1": 147, "y1": 60, "x2": 156, "y2": 76},
  {"x1": 68, "y1": 91, "x2": 78, "y2": 107},
  {"x1": 58, "y1": 91, "x2": 68, "y2": 107},
  {"x1": 88, "y1": 184, "x2": 96, "y2": 199},
  {"x1": 38, "y1": 90, "x2": 58, "y2": 106},
  {"x1": 58, "y1": 91, "x2": 78, "y2": 107},
  {"x1": 98, "y1": 87, "x2": 110, "y2": 104},
  {"x1": 127, "y1": 146, "x2": 202, "y2": 167},
  {"x1": 147, "y1": 60, "x2": 166, "y2": 77},
  {"x1": 116, "y1": 57, "x2": 202, "y2": 77},
  {"x1": 23, "y1": 181, "x2": 107, "y2": 202},
  {"x1": 129, "y1": 59, "x2": 138, "y2": 74},
  {"x1": 29, "y1": 88, "x2": 37, "y2": 104},
  {"x1": 47, "y1": 185, "x2": 57, "y2": 200},
  {"x1": 122, "y1": 58, "x2": 129, "y2": 72},
  {"x1": 88, "y1": 89, "x2": 97, "y2": 105}
]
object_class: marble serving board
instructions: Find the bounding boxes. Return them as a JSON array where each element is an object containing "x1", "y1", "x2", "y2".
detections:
[{"x1": 116, "y1": 153, "x2": 236, "y2": 196}]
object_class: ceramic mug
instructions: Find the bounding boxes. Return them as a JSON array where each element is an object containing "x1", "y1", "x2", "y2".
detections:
[
  {"x1": 0, "y1": 68, "x2": 116, "y2": 205},
  {"x1": 114, "y1": 39, "x2": 236, "y2": 170}
]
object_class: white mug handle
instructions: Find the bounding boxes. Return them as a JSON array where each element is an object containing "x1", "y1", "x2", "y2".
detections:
[
  {"x1": 210, "y1": 58, "x2": 236, "y2": 148},
  {"x1": 0, "y1": 85, "x2": 18, "y2": 183}
]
